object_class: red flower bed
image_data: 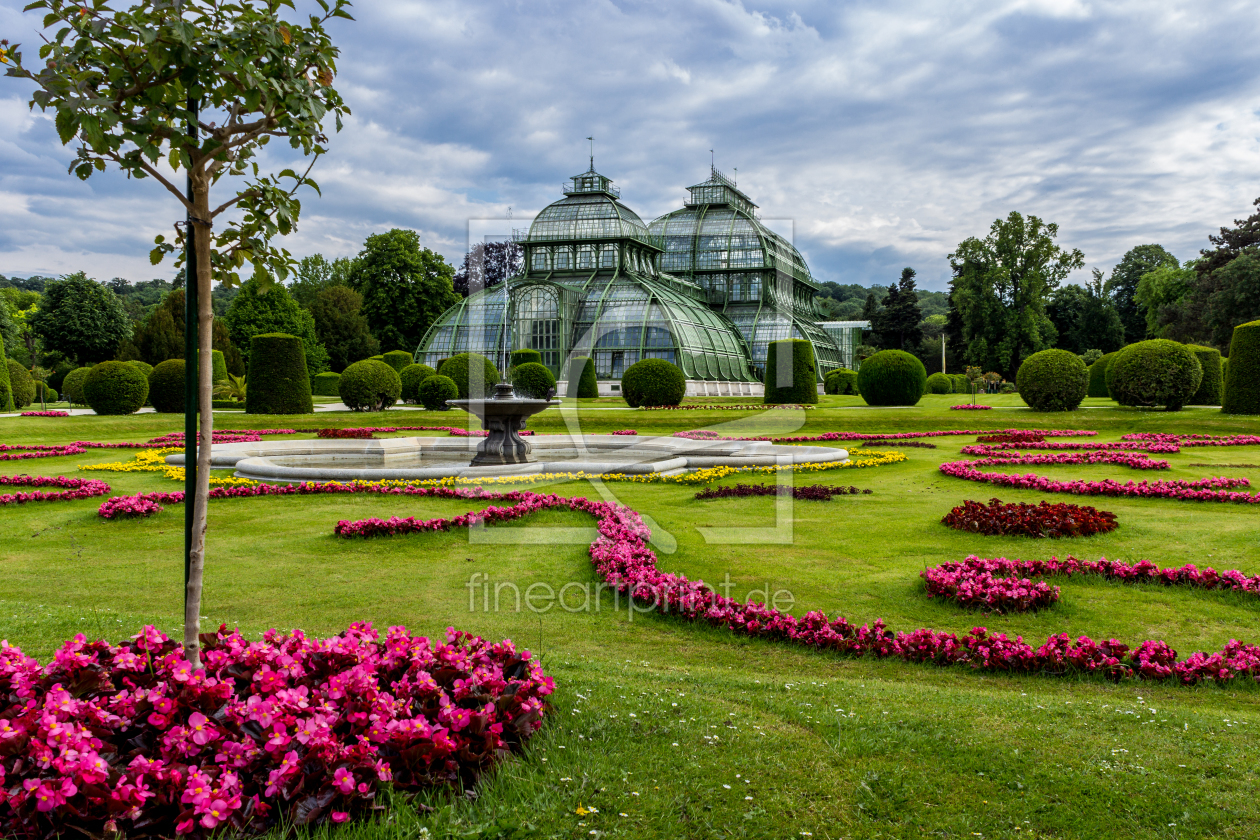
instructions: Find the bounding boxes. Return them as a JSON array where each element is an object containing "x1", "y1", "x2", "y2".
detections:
[
  {"x1": 694, "y1": 483, "x2": 870, "y2": 501},
  {"x1": 316, "y1": 428, "x2": 374, "y2": 439},
  {"x1": 860, "y1": 440, "x2": 936, "y2": 449},
  {"x1": 0, "y1": 475, "x2": 111, "y2": 505},
  {"x1": 0, "y1": 623, "x2": 552, "y2": 839},
  {"x1": 19, "y1": 411, "x2": 69, "y2": 417},
  {"x1": 611, "y1": 429, "x2": 638, "y2": 435},
  {"x1": 942, "y1": 498, "x2": 1117, "y2": 538},
  {"x1": 675, "y1": 428, "x2": 1098, "y2": 443},
  {"x1": 976, "y1": 433, "x2": 1045, "y2": 444}
]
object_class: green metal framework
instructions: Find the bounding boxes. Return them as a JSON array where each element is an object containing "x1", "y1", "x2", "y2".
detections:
[{"x1": 817, "y1": 321, "x2": 870, "y2": 370}]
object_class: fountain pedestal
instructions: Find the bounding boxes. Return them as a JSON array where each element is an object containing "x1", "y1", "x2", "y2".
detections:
[{"x1": 448, "y1": 383, "x2": 558, "y2": 466}]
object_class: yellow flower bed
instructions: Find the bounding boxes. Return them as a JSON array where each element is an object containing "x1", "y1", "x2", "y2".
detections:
[{"x1": 79, "y1": 448, "x2": 257, "y2": 487}]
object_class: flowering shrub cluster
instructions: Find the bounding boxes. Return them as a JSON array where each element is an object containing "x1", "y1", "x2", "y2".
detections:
[
  {"x1": 334, "y1": 491, "x2": 1260, "y2": 686},
  {"x1": 950, "y1": 404, "x2": 992, "y2": 410},
  {"x1": 0, "y1": 475, "x2": 111, "y2": 505},
  {"x1": 19, "y1": 411, "x2": 69, "y2": 417},
  {"x1": 941, "y1": 498, "x2": 1118, "y2": 538},
  {"x1": 0, "y1": 623, "x2": 552, "y2": 839},
  {"x1": 922, "y1": 557, "x2": 1060, "y2": 613},
  {"x1": 694, "y1": 483, "x2": 870, "y2": 501},
  {"x1": 610, "y1": 430, "x2": 638, "y2": 435}
]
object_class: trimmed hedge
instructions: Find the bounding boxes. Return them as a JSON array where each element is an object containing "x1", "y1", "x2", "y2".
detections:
[
  {"x1": 856, "y1": 350, "x2": 926, "y2": 406},
  {"x1": 127, "y1": 360, "x2": 154, "y2": 378},
  {"x1": 509, "y1": 349, "x2": 542, "y2": 369},
  {"x1": 7, "y1": 359, "x2": 36, "y2": 409},
  {"x1": 925, "y1": 372, "x2": 952, "y2": 394},
  {"x1": 210, "y1": 348, "x2": 228, "y2": 384},
  {"x1": 148, "y1": 359, "x2": 187, "y2": 413},
  {"x1": 1222, "y1": 320, "x2": 1260, "y2": 414},
  {"x1": 83, "y1": 360, "x2": 149, "y2": 415},
  {"x1": 61, "y1": 367, "x2": 90, "y2": 406},
  {"x1": 311, "y1": 371, "x2": 342, "y2": 397},
  {"x1": 419, "y1": 374, "x2": 458, "y2": 411},
  {"x1": 763, "y1": 339, "x2": 819, "y2": 405},
  {"x1": 0, "y1": 343, "x2": 12, "y2": 412},
  {"x1": 246, "y1": 333, "x2": 313, "y2": 415},
  {"x1": 339, "y1": 360, "x2": 401, "y2": 412},
  {"x1": 511, "y1": 362, "x2": 556, "y2": 399},
  {"x1": 212, "y1": 399, "x2": 244, "y2": 409},
  {"x1": 1086, "y1": 352, "x2": 1117, "y2": 398},
  {"x1": 1185, "y1": 345, "x2": 1223, "y2": 406},
  {"x1": 1106, "y1": 339, "x2": 1203, "y2": 411},
  {"x1": 400, "y1": 364, "x2": 436, "y2": 404},
  {"x1": 951, "y1": 373, "x2": 969, "y2": 394},
  {"x1": 438, "y1": 353, "x2": 499, "y2": 400},
  {"x1": 824, "y1": 368, "x2": 859, "y2": 396},
  {"x1": 1015, "y1": 349, "x2": 1088, "y2": 411},
  {"x1": 382, "y1": 350, "x2": 413, "y2": 373},
  {"x1": 566, "y1": 356, "x2": 598, "y2": 399},
  {"x1": 621, "y1": 358, "x2": 686, "y2": 407}
]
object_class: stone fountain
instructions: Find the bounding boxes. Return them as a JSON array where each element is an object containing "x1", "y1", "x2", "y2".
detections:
[{"x1": 447, "y1": 382, "x2": 559, "y2": 466}]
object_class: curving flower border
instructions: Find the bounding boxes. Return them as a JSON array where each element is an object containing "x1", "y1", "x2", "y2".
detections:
[
  {"x1": 19, "y1": 411, "x2": 69, "y2": 417},
  {"x1": 0, "y1": 475, "x2": 111, "y2": 505}
]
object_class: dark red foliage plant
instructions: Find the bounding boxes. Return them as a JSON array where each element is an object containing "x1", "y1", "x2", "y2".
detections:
[
  {"x1": 694, "y1": 483, "x2": 871, "y2": 501},
  {"x1": 942, "y1": 498, "x2": 1118, "y2": 538},
  {"x1": 975, "y1": 433, "x2": 1046, "y2": 444}
]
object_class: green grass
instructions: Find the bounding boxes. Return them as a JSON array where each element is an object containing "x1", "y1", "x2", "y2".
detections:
[{"x1": 2, "y1": 397, "x2": 1259, "y2": 839}]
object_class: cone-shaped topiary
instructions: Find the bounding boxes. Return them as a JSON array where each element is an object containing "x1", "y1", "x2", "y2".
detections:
[
  {"x1": 1185, "y1": 345, "x2": 1223, "y2": 406},
  {"x1": 824, "y1": 368, "x2": 859, "y2": 395},
  {"x1": 339, "y1": 359, "x2": 401, "y2": 412},
  {"x1": 147, "y1": 359, "x2": 186, "y2": 413},
  {"x1": 382, "y1": 350, "x2": 413, "y2": 373},
  {"x1": 857, "y1": 350, "x2": 926, "y2": 406},
  {"x1": 1087, "y1": 352, "x2": 1117, "y2": 398},
  {"x1": 438, "y1": 353, "x2": 500, "y2": 400},
  {"x1": 246, "y1": 333, "x2": 313, "y2": 414},
  {"x1": 1106, "y1": 339, "x2": 1202, "y2": 411},
  {"x1": 61, "y1": 367, "x2": 90, "y2": 406},
  {"x1": 763, "y1": 339, "x2": 819, "y2": 405},
  {"x1": 7, "y1": 359, "x2": 36, "y2": 409},
  {"x1": 1016, "y1": 349, "x2": 1088, "y2": 411},
  {"x1": 509, "y1": 349, "x2": 542, "y2": 370},
  {"x1": 925, "y1": 372, "x2": 952, "y2": 394},
  {"x1": 312, "y1": 371, "x2": 342, "y2": 396},
  {"x1": 1222, "y1": 320, "x2": 1260, "y2": 414},
  {"x1": 621, "y1": 358, "x2": 686, "y2": 407},
  {"x1": 510, "y1": 362, "x2": 556, "y2": 399},
  {"x1": 566, "y1": 356, "x2": 598, "y2": 398},
  {"x1": 83, "y1": 360, "x2": 148, "y2": 415},
  {"x1": 400, "y1": 364, "x2": 436, "y2": 403},
  {"x1": 419, "y1": 374, "x2": 458, "y2": 411},
  {"x1": 0, "y1": 342, "x2": 13, "y2": 412}
]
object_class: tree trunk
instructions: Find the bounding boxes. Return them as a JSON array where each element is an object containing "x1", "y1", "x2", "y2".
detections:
[{"x1": 183, "y1": 175, "x2": 215, "y2": 670}]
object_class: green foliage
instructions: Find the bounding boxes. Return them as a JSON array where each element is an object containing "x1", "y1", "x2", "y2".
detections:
[
  {"x1": 1105, "y1": 244, "x2": 1179, "y2": 344},
  {"x1": 1079, "y1": 349, "x2": 1104, "y2": 365},
  {"x1": 1106, "y1": 339, "x2": 1203, "y2": 411},
  {"x1": 857, "y1": 350, "x2": 926, "y2": 406},
  {"x1": 309, "y1": 284, "x2": 377, "y2": 372},
  {"x1": 0, "y1": 341, "x2": 12, "y2": 412},
  {"x1": 438, "y1": 353, "x2": 499, "y2": 400},
  {"x1": 419, "y1": 374, "x2": 458, "y2": 411},
  {"x1": 869, "y1": 268, "x2": 924, "y2": 351},
  {"x1": 1087, "y1": 352, "x2": 1117, "y2": 398},
  {"x1": 213, "y1": 373, "x2": 247, "y2": 403},
  {"x1": 28, "y1": 273, "x2": 132, "y2": 364},
  {"x1": 82, "y1": 360, "x2": 148, "y2": 415},
  {"x1": 399, "y1": 364, "x2": 436, "y2": 404},
  {"x1": 132, "y1": 290, "x2": 184, "y2": 365},
  {"x1": 621, "y1": 358, "x2": 686, "y2": 408},
  {"x1": 925, "y1": 372, "x2": 952, "y2": 394},
  {"x1": 509, "y1": 349, "x2": 543, "y2": 370},
  {"x1": 349, "y1": 229, "x2": 460, "y2": 353},
  {"x1": 225, "y1": 273, "x2": 330, "y2": 377},
  {"x1": 381, "y1": 350, "x2": 413, "y2": 373},
  {"x1": 338, "y1": 359, "x2": 400, "y2": 412},
  {"x1": 763, "y1": 340, "x2": 819, "y2": 405},
  {"x1": 147, "y1": 359, "x2": 186, "y2": 413},
  {"x1": 47, "y1": 360, "x2": 75, "y2": 393},
  {"x1": 33, "y1": 383, "x2": 58, "y2": 403},
  {"x1": 61, "y1": 367, "x2": 90, "y2": 405},
  {"x1": 1046, "y1": 270, "x2": 1125, "y2": 356},
  {"x1": 1185, "y1": 345, "x2": 1223, "y2": 406},
  {"x1": 510, "y1": 362, "x2": 556, "y2": 399},
  {"x1": 245, "y1": 333, "x2": 313, "y2": 415},
  {"x1": 1015, "y1": 349, "x2": 1088, "y2": 411},
  {"x1": 7, "y1": 359, "x2": 36, "y2": 409},
  {"x1": 950, "y1": 373, "x2": 970, "y2": 394},
  {"x1": 311, "y1": 371, "x2": 342, "y2": 397},
  {"x1": 209, "y1": 349, "x2": 228, "y2": 385},
  {"x1": 127, "y1": 360, "x2": 153, "y2": 378},
  {"x1": 1222, "y1": 320, "x2": 1260, "y2": 414},
  {"x1": 289, "y1": 254, "x2": 355, "y2": 308},
  {"x1": 1134, "y1": 261, "x2": 1196, "y2": 340},
  {"x1": 566, "y1": 356, "x2": 597, "y2": 399},
  {"x1": 824, "y1": 368, "x2": 859, "y2": 396}
]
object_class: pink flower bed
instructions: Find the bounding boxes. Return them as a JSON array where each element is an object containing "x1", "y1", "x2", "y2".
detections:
[
  {"x1": 611, "y1": 430, "x2": 637, "y2": 435},
  {"x1": 0, "y1": 623, "x2": 552, "y2": 839},
  {"x1": 312, "y1": 426, "x2": 535, "y2": 439},
  {"x1": 332, "y1": 490, "x2": 1260, "y2": 686},
  {"x1": 19, "y1": 411, "x2": 69, "y2": 417},
  {"x1": 0, "y1": 475, "x2": 111, "y2": 505},
  {"x1": 674, "y1": 428, "x2": 1099, "y2": 443},
  {"x1": 939, "y1": 459, "x2": 1258, "y2": 503},
  {"x1": 643, "y1": 404, "x2": 814, "y2": 410},
  {"x1": 950, "y1": 404, "x2": 991, "y2": 410}
]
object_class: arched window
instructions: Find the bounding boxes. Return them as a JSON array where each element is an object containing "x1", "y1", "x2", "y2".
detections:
[{"x1": 516, "y1": 286, "x2": 562, "y2": 369}]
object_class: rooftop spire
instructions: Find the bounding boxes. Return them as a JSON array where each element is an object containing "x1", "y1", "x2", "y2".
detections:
[{"x1": 587, "y1": 136, "x2": 594, "y2": 172}]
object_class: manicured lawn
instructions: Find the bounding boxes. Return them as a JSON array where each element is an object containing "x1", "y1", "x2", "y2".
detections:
[{"x1": 2, "y1": 398, "x2": 1258, "y2": 839}]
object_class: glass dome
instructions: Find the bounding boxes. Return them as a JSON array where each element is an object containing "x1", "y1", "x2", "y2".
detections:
[{"x1": 526, "y1": 168, "x2": 656, "y2": 246}]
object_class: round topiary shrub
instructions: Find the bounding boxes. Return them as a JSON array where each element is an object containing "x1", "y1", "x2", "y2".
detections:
[
  {"x1": 1106, "y1": 339, "x2": 1203, "y2": 411},
  {"x1": 925, "y1": 372, "x2": 952, "y2": 394},
  {"x1": 0, "y1": 344, "x2": 13, "y2": 412},
  {"x1": 621, "y1": 358, "x2": 686, "y2": 407},
  {"x1": 419, "y1": 374, "x2": 458, "y2": 411},
  {"x1": 1185, "y1": 345, "x2": 1223, "y2": 406},
  {"x1": 824, "y1": 368, "x2": 859, "y2": 396},
  {"x1": 399, "y1": 364, "x2": 436, "y2": 403},
  {"x1": 1222, "y1": 320, "x2": 1260, "y2": 415},
  {"x1": 382, "y1": 350, "x2": 413, "y2": 373},
  {"x1": 763, "y1": 339, "x2": 819, "y2": 405},
  {"x1": 1087, "y1": 351, "x2": 1117, "y2": 398},
  {"x1": 83, "y1": 360, "x2": 149, "y2": 415},
  {"x1": 246, "y1": 333, "x2": 313, "y2": 415},
  {"x1": 1015, "y1": 349, "x2": 1088, "y2": 411},
  {"x1": 511, "y1": 362, "x2": 556, "y2": 399},
  {"x1": 61, "y1": 366, "x2": 90, "y2": 406},
  {"x1": 566, "y1": 356, "x2": 598, "y2": 398},
  {"x1": 509, "y1": 348, "x2": 542, "y2": 370},
  {"x1": 7, "y1": 359, "x2": 37, "y2": 409},
  {"x1": 339, "y1": 359, "x2": 402, "y2": 412},
  {"x1": 148, "y1": 359, "x2": 187, "y2": 413},
  {"x1": 127, "y1": 360, "x2": 154, "y2": 378},
  {"x1": 856, "y1": 350, "x2": 927, "y2": 406},
  {"x1": 311, "y1": 371, "x2": 342, "y2": 397},
  {"x1": 438, "y1": 353, "x2": 500, "y2": 400}
]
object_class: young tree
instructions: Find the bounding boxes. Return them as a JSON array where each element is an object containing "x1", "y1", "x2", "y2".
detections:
[
  {"x1": 1104, "y1": 244, "x2": 1177, "y2": 344},
  {"x1": 4, "y1": 0, "x2": 351, "y2": 667},
  {"x1": 309, "y1": 284, "x2": 378, "y2": 371},
  {"x1": 350, "y1": 229, "x2": 459, "y2": 353},
  {"x1": 29, "y1": 272, "x2": 133, "y2": 363}
]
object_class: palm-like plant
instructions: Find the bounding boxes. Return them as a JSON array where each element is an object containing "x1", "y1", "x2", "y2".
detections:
[{"x1": 213, "y1": 373, "x2": 247, "y2": 403}]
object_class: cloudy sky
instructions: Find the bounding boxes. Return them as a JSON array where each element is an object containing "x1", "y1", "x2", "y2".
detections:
[{"x1": 2, "y1": 0, "x2": 1259, "y2": 291}]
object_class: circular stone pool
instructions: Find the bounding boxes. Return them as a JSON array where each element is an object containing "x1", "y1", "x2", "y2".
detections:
[{"x1": 165, "y1": 434, "x2": 849, "y2": 483}]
